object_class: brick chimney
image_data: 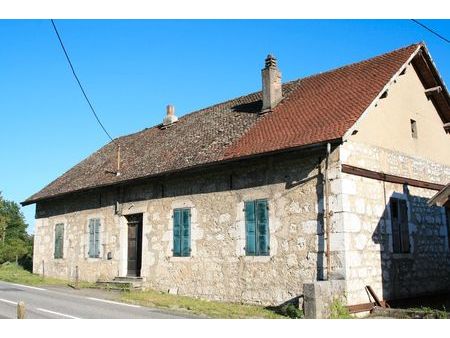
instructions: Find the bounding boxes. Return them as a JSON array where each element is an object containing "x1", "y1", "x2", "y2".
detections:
[
  {"x1": 163, "y1": 104, "x2": 178, "y2": 126},
  {"x1": 261, "y1": 54, "x2": 282, "y2": 112}
]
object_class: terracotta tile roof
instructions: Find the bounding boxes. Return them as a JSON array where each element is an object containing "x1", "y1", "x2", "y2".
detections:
[
  {"x1": 23, "y1": 43, "x2": 421, "y2": 205},
  {"x1": 223, "y1": 43, "x2": 421, "y2": 158}
]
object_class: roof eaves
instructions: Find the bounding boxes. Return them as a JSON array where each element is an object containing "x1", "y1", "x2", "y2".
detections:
[{"x1": 20, "y1": 137, "x2": 342, "y2": 206}]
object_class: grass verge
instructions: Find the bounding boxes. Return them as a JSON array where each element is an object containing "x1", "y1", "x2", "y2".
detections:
[
  {"x1": 121, "y1": 289, "x2": 290, "y2": 319},
  {"x1": 1, "y1": 263, "x2": 298, "y2": 318},
  {"x1": 0, "y1": 262, "x2": 94, "y2": 288},
  {"x1": 0, "y1": 263, "x2": 67, "y2": 286}
]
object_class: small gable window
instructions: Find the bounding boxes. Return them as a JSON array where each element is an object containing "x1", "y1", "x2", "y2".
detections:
[
  {"x1": 390, "y1": 198, "x2": 410, "y2": 253},
  {"x1": 245, "y1": 199, "x2": 270, "y2": 256},
  {"x1": 88, "y1": 218, "x2": 101, "y2": 258},
  {"x1": 54, "y1": 223, "x2": 64, "y2": 259},
  {"x1": 173, "y1": 208, "x2": 191, "y2": 257},
  {"x1": 410, "y1": 119, "x2": 418, "y2": 139}
]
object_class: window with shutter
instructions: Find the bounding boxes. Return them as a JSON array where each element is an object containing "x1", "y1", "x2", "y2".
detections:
[
  {"x1": 173, "y1": 208, "x2": 191, "y2": 257},
  {"x1": 245, "y1": 199, "x2": 269, "y2": 256},
  {"x1": 88, "y1": 218, "x2": 101, "y2": 258},
  {"x1": 54, "y1": 223, "x2": 64, "y2": 259},
  {"x1": 390, "y1": 198, "x2": 410, "y2": 253},
  {"x1": 446, "y1": 208, "x2": 450, "y2": 249}
]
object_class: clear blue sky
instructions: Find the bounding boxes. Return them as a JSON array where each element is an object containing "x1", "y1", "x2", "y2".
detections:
[{"x1": 0, "y1": 19, "x2": 449, "y2": 233}]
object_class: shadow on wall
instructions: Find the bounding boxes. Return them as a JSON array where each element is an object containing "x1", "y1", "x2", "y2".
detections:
[
  {"x1": 372, "y1": 184, "x2": 450, "y2": 302},
  {"x1": 282, "y1": 164, "x2": 326, "y2": 282},
  {"x1": 35, "y1": 149, "x2": 325, "y2": 220}
]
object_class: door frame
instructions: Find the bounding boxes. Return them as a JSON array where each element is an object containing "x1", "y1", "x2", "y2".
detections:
[{"x1": 125, "y1": 213, "x2": 143, "y2": 277}]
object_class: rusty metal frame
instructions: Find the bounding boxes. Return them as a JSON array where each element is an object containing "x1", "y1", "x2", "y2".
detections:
[{"x1": 341, "y1": 164, "x2": 444, "y2": 191}]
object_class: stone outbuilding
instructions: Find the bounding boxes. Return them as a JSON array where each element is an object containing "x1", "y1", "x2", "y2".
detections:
[{"x1": 22, "y1": 42, "x2": 450, "y2": 312}]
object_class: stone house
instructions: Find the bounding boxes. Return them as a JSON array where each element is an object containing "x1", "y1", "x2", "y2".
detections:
[{"x1": 23, "y1": 42, "x2": 450, "y2": 308}]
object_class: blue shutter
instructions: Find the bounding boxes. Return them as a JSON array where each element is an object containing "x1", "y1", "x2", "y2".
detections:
[
  {"x1": 173, "y1": 209, "x2": 182, "y2": 256},
  {"x1": 256, "y1": 200, "x2": 269, "y2": 255},
  {"x1": 245, "y1": 201, "x2": 256, "y2": 255},
  {"x1": 94, "y1": 219, "x2": 100, "y2": 257},
  {"x1": 181, "y1": 209, "x2": 191, "y2": 257},
  {"x1": 54, "y1": 223, "x2": 64, "y2": 259},
  {"x1": 88, "y1": 220, "x2": 95, "y2": 257}
]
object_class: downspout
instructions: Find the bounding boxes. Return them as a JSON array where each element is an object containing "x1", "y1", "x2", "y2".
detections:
[{"x1": 324, "y1": 143, "x2": 331, "y2": 280}]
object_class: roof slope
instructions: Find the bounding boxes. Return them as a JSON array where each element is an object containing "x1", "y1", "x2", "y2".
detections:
[
  {"x1": 224, "y1": 43, "x2": 420, "y2": 158},
  {"x1": 23, "y1": 43, "x2": 422, "y2": 205}
]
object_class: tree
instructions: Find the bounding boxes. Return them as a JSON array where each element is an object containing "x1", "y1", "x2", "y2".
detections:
[{"x1": 0, "y1": 192, "x2": 33, "y2": 270}]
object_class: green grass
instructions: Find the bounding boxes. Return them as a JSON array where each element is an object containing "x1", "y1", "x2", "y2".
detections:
[
  {"x1": 121, "y1": 289, "x2": 289, "y2": 319},
  {"x1": 0, "y1": 262, "x2": 95, "y2": 288},
  {"x1": 0, "y1": 263, "x2": 68, "y2": 286},
  {"x1": 0, "y1": 263, "x2": 296, "y2": 318},
  {"x1": 406, "y1": 306, "x2": 449, "y2": 319},
  {"x1": 329, "y1": 298, "x2": 352, "y2": 319}
]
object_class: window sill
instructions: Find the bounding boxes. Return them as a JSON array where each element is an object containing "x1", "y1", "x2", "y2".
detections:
[
  {"x1": 242, "y1": 255, "x2": 272, "y2": 263},
  {"x1": 392, "y1": 253, "x2": 413, "y2": 259},
  {"x1": 86, "y1": 257, "x2": 102, "y2": 261},
  {"x1": 168, "y1": 256, "x2": 192, "y2": 262}
]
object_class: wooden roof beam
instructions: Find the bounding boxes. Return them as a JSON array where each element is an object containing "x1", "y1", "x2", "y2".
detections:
[
  {"x1": 444, "y1": 122, "x2": 450, "y2": 134},
  {"x1": 425, "y1": 85, "x2": 442, "y2": 98}
]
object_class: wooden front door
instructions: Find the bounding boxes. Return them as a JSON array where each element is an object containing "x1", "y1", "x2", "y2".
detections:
[{"x1": 126, "y1": 214, "x2": 143, "y2": 277}]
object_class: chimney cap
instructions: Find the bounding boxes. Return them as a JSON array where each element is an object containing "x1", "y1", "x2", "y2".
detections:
[
  {"x1": 162, "y1": 104, "x2": 178, "y2": 127},
  {"x1": 265, "y1": 54, "x2": 277, "y2": 68}
]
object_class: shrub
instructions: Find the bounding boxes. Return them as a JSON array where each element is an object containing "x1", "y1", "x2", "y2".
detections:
[
  {"x1": 330, "y1": 297, "x2": 351, "y2": 319},
  {"x1": 278, "y1": 303, "x2": 304, "y2": 319}
]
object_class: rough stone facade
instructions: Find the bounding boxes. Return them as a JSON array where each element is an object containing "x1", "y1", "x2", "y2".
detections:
[
  {"x1": 33, "y1": 149, "x2": 337, "y2": 305},
  {"x1": 33, "y1": 139, "x2": 450, "y2": 307},
  {"x1": 337, "y1": 141, "x2": 450, "y2": 305},
  {"x1": 30, "y1": 47, "x2": 450, "y2": 312}
]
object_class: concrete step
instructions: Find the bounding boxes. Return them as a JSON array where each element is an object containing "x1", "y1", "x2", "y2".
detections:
[
  {"x1": 96, "y1": 277, "x2": 144, "y2": 291},
  {"x1": 113, "y1": 276, "x2": 143, "y2": 282}
]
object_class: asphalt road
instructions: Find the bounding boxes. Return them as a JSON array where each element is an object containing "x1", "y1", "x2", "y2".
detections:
[{"x1": 0, "y1": 280, "x2": 195, "y2": 319}]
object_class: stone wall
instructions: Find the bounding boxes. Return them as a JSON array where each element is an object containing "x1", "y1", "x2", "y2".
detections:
[
  {"x1": 33, "y1": 203, "x2": 122, "y2": 283},
  {"x1": 337, "y1": 141, "x2": 450, "y2": 305},
  {"x1": 33, "y1": 148, "x2": 336, "y2": 305}
]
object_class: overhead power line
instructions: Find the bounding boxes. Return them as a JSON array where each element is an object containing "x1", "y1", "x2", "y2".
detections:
[
  {"x1": 50, "y1": 19, "x2": 115, "y2": 143},
  {"x1": 411, "y1": 19, "x2": 450, "y2": 44}
]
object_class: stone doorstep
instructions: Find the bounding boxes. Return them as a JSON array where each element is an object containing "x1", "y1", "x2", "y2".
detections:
[
  {"x1": 96, "y1": 277, "x2": 144, "y2": 290},
  {"x1": 113, "y1": 276, "x2": 144, "y2": 282}
]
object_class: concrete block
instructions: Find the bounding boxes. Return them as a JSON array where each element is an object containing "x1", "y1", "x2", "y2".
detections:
[{"x1": 303, "y1": 280, "x2": 346, "y2": 319}]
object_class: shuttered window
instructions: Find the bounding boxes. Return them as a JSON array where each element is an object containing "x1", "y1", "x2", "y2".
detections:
[
  {"x1": 446, "y1": 208, "x2": 450, "y2": 249},
  {"x1": 245, "y1": 199, "x2": 269, "y2": 256},
  {"x1": 54, "y1": 223, "x2": 64, "y2": 259},
  {"x1": 173, "y1": 208, "x2": 191, "y2": 257},
  {"x1": 390, "y1": 198, "x2": 410, "y2": 253},
  {"x1": 88, "y1": 218, "x2": 101, "y2": 258}
]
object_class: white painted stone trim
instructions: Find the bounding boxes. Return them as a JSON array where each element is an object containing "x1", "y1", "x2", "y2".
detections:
[
  {"x1": 386, "y1": 192, "x2": 414, "y2": 254},
  {"x1": 84, "y1": 213, "x2": 106, "y2": 260},
  {"x1": 440, "y1": 207, "x2": 450, "y2": 253},
  {"x1": 118, "y1": 215, "x2": 128, "y2": 277},
  {"x1": 235, "y1": 194, "x2": 277, "y2": 258},
  {"x1": 140, "y1": 212, "x2": 150, "y2": 279},
  {"x1": 121, "y1": 203, "x2": 151, "y2": 277},
  {"x1": 51, "y1": 218, "x2": 68, "y2": 260},
  {"x1": 165, "y1": 199, "x2": 203, "y2": 261}
]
